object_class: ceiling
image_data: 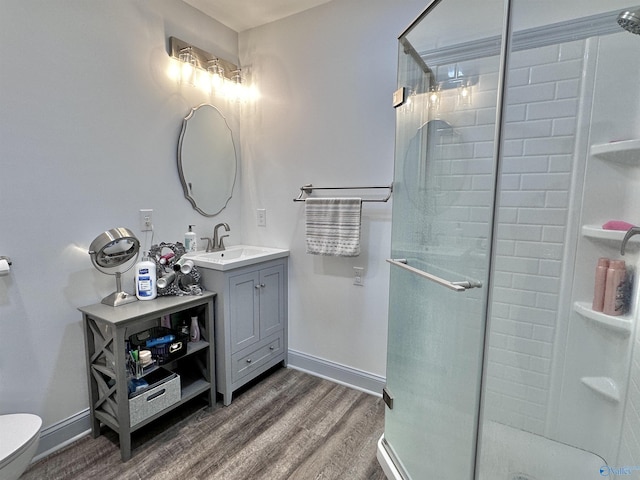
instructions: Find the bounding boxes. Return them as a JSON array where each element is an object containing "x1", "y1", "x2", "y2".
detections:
[{"x1": 182, "y1": 0, "x2": 334, "y2": 32}]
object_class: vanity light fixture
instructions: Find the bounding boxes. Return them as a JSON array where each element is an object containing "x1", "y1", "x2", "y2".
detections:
[
  {"x1": 169, "y1": 36, "x2": 254, "y2": 101},
  {"x1": 178, "y1": 46, "x2": 197, "y2": 86}
]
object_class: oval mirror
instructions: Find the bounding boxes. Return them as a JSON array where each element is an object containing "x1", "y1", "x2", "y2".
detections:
[{"x1": 178, "y1": 104, "x2": 237, "y2": 216}]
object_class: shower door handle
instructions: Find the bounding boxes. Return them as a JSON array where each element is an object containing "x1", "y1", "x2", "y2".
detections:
[{"x1": 386, "y1": 259, "x2": 482, "y2": 292}]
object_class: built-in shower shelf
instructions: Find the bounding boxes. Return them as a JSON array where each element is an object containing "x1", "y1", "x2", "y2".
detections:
[
  {"x1": 573, "y1": 301, "x2": 633, "y2": 336},
  {"x1": 580, "y1": 376, "x2": 620, "y2": 403},
  {"x1": 581, "y1": 225, "x2": 638, "y2": 243},
  {"x1": 590, "y1": 139, "x2": 640, "y2": 164}
]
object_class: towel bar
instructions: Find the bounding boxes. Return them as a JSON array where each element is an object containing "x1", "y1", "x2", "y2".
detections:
[
  {"x1": 387, "y1": 258, "x2": 482, "y2": 291},
  {"x1": 293, "y1": 183, "x2": 393, "y2": 203}
]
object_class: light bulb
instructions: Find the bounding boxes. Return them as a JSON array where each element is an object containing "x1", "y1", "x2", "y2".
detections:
[
  {"x1": 178, "y1": 47, "x2": 197, "y2": 86},
  {"x1": 226, "y1": 70, "x2": 243, "y2": 101},
  {"x1": 207, "y1": 59, "x2": 226, "y2": 96},
  {"x1": 428, "y1": 87, "x2": 440, "y2": 111},
  {"x1": 457, "y1": 84, "x2": 472, "y2": 106}
]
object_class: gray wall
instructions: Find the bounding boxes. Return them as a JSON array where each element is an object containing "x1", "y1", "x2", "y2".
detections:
[
  {"x1": 0, "y1": 0, "x2": 426, "y2": 438},
  {"x1": 238, "y1": 0, "x2": 426, "y2": 378},
  {"x1": 0, "y1": 0, "x2": 243, "y2": 428}
]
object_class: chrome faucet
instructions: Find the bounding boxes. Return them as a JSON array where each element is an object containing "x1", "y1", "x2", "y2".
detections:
[
  {"x1": 621, "y1": 226, "x2": 640, "y2": 255},
  {"x1": 212, "y1": 223, "x2": 230, "y2": 251},
  {"x1": 200, "y1": 236, "x2": 213, "y2": 252}
]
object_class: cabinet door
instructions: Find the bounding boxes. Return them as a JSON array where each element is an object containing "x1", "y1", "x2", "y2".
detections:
[
  {"x1": 229, "y1": 270, "x2": 260, "y2": 353},
  {"x1": 259, "y1": 264, "x2": 285, "y2": 338}
]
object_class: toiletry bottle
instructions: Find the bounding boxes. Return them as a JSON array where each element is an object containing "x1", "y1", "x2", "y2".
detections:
[
  {"x1": 603, "y1": 260, "x2": 626, "y2": 316},
  {"x1": 159, "y1": 251, "x2": 175, "y2": 265},
  {"x1": 157, "y1": 271, "x2": 176, "y2": 289},
  {"x1": 185, "y1": 225, "x2": 197, "y2": 253},
  {"x1": 190, "y1": 316, "x2": 201, "y2": 342},
  {"x1": 592, "y1": 257, "x2": 609, "y2": 312},
  {"x1": 180, "y1": 259, "x2": 194, "y2": 274},
  {"x1": 135, "y1": 253, "x2": 157, "y2": 301}
]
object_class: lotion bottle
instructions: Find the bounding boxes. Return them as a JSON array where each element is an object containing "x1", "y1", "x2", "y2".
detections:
[
  {"x1": 603, "y1": 259, "x2": 626, "y2": 316},
  {"x1": 135, "y1": 253, "x2": 157, "y2": 301},
  {"x1": 185, "y1": 225, "x2": 197, "y2": 253},
  {"x1": 592, "y1": 257, "x2": 609, "y2": 312}
]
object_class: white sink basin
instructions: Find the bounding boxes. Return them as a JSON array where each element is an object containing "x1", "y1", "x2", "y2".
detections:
[{"x1": 185, "y1": 245, "x2": 289, "y2": 271}]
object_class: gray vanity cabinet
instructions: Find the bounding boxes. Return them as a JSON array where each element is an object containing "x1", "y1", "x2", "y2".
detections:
[{"x1": 199, "y1": 257, "x2": 288, "y2": 406}]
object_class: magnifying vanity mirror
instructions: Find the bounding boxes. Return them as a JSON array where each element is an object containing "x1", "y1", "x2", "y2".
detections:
[{"x1": 178, "y1": 104, "x2": 237, "y2": 216}]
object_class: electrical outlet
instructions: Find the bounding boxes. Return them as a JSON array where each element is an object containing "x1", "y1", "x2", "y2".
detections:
[
  {"x1": 257, "y1": 208, "x2": 266, "y2": 227},
  {"x1": 139, "y1": 209, "x2": 153, "y2": 231},
  {"x1": 354, "y1": 267, "x2": 364, "y2": 286}
]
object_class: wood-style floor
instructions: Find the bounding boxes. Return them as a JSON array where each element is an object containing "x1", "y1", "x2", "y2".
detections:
[{"x1": 23, "y1": 367, "x2": 386, "y2": 480}]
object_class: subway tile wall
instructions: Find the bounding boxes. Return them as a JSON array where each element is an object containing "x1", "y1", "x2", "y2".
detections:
[
  {"x1": 406, "y1": 28, "x2": 639, "y2": 462},
  {"x1": 485, "y1": 40, "x2": 585, "y2": 434},
  {"x1": 429, "y1": 40, "x2": 585, "y2": 434}
]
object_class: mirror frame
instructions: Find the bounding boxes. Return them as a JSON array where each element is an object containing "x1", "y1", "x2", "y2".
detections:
[{"x1": 177, "y1": 104, "x2": 237, "y2": 217}]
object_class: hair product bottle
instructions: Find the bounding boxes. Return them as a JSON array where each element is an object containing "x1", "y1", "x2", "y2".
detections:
[
  {"x1": 592, "y1": 257, "x2": 610, "y2": 312},
  {"x1": 603, "y1": 259, "x2": 626, "y2": 316}
]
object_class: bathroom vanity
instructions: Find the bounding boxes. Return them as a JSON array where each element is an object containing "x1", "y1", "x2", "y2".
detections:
[
  {"x1": 189, "y1": 249, "x2": 288, "y2": 406},
  {"x1": 79, "y1": 292, "x2": 216, "y2": 461}
]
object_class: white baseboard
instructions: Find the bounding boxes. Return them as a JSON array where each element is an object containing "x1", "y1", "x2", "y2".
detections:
[
  {"x1": 287, "y1": 349, "x2": 385, "y2": 397},
  {"x1": 32, "y1": 350, "x2": 386, "y2": 461},
  {"x1": 33, "y1": 409, "x2": 91, "y2": 461}
]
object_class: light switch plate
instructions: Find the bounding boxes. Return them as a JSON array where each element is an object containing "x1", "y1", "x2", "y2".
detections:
[
  {"x1": 354, "y1": 267, "x2": 364, "y2": 286},
  {"x1": 139, "y1": 209, "x2": 153, "y2": 231},
  {"x1": 257, "y1": 208, "x2": 266, "y2": 227}
]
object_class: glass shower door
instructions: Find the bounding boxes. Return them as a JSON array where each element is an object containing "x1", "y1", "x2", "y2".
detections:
[{"x1": 382, "y1": 0, "x2": 506, "y2": 478}]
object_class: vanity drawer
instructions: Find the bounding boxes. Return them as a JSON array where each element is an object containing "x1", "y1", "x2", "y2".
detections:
[{"x1": 231, "y1": 332, "x2": 284, "y2": 383}]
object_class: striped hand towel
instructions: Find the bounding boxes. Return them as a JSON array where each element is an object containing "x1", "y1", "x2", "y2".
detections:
[{"x1": 305, "y1": 198, "x2": 362, "y2": 256}]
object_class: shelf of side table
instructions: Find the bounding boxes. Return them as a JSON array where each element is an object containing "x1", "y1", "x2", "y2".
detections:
[{"x1": 79, "y1": 292, "x2": 216, "y2": 461}]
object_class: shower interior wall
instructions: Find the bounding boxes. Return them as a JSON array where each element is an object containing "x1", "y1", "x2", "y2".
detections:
[
  {"x1": 488, "y1": 22, "x2": 640, "y2": 465},
  {"x1": 554, "y1": 32, "x2": 640, "y2": 464},
  {"x1": 414, "y1": 11, "x2": 640, "y2": 466}
]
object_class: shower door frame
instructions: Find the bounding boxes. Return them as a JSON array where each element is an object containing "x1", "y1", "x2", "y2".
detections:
[
  {"x1": 378, "y1": 0, "x2": 516, "y2": 478},
  {"x1": 473, "y1": 0, "x2": 515, "y2": 476}
]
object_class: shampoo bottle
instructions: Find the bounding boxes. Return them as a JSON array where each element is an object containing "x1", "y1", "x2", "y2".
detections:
[
  {"x1": 185, "y1": 225, "x2": 197, "y2": 253},
  {"x1": 592, "y1": 257, "x2": 609, "y2": 312},
  {"x1": 135, "y1": 253, "x2": 157, "y2": 301},
  {"x1": 603, "y1": 259, "x2": 626, "y2": 316}
]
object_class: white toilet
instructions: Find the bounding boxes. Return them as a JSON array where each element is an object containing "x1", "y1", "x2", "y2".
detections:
[{"x1": 0, "y1": 413, "x2": 42, "y2": 480}]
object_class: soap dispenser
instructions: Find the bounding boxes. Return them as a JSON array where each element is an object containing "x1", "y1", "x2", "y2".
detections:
[{"x1": 185, "y1": 225, "x2": 197, "y2": 253}]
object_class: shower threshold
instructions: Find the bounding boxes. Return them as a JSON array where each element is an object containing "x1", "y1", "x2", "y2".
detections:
[
  {"x1": 377, "y1": 422, "x2": 607, "y2": 480},
  {"x1": 478, "y1": 421, "x2": 606, "y2": 480}
]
